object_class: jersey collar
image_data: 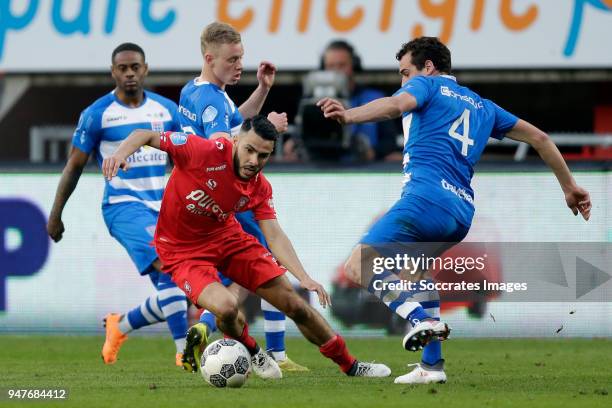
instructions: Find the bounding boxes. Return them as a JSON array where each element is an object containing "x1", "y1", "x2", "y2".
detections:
[
  {"x1": 111, "y1": 89, "x2": 148, "y2": 108},
  {"x1": 440, "y1": 74, "x2": 457, "y2": 82}
]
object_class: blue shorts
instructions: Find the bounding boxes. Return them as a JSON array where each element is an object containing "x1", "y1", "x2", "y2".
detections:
[
  {"x1": 218, "y1": 210, "x2": 268, "y2": 287},
  {"x1": 102, "y1": 202, "x2": 159, "y2": 275},
  {"x1": 360, "y1": 194, "x2": 470, "y2": 257}
]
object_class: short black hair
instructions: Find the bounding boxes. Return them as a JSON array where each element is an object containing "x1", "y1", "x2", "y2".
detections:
[
  {"x1": 320, "y1": 39, "x2": 362, "y2": 72},
  {"x1": 112, "y1": 43, "x2": 146, "y2": 64},
  {"x1": 396, "y1": 37, "x2": 451, "y2": 74},
  {"x1": 241, "y1": 115, "x2": 278, "y2": 142}
]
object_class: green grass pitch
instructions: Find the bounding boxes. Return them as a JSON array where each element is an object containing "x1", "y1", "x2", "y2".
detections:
[{"x1": 0, "y1": 336, "x2": 610, "y2": 407}]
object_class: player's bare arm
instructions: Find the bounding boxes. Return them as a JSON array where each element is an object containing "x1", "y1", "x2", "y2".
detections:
[
  {"x1": 102, "y1": 129, "x2": 161, "y2": 180},
  {"x1": 238, "y1": 61, "x2": 276, "y2": 119},
  {"x1": 47, "y1": 147, "x2": 90, "y2": 242},
  {"x1": 506, "y1": 119, "x2": 592, "y2": 220},
  {"x1": 258, "y1": 218, "x2": 331, "y2": 307},
  {"x1": 317, "y1": 92, "x2": 417, "y2": 125}
]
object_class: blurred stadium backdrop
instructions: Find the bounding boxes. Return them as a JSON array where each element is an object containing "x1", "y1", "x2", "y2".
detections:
[{"x1": 0, "y1": 0, "x2": 610, "y2": 337}]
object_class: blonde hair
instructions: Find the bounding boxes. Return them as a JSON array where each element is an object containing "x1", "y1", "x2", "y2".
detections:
[{"x1": 200, "y1": 22, "x2": 241, "y2": 55}]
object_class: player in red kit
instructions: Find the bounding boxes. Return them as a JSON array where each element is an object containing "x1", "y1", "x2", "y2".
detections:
[{"x1": 102, "y1": 115, "x2": 391, "y2": 379}]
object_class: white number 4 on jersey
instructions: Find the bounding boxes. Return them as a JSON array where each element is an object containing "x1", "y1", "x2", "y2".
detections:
[{"x1": 448, "y1": 109, "x2": 474, "y2": 156}]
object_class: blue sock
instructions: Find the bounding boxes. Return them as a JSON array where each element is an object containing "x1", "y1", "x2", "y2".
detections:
[
  {"x1": 262, "y1": 299, "x2": 286, "y2": 360},
  {"x1": 155, "y1": 272, "x2": 188, "y2": 353},
  {"x1": 199, "y1": 310, "x2": 217, "y2": 334},
  {"x1": 421, "y1": 299, "x2": 443, "y2": 366}
]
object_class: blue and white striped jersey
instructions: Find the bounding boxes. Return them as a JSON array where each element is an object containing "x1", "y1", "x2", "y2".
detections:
[{"x1": 72, "y1": 90, "x2": 180, "y2": 212}]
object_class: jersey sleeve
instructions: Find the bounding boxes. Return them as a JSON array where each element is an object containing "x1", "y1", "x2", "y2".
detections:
[
  {"x1": 159, "y1": 131, "x2": 214, "y2": 168},
  {"x1": 252, "y1": 178, "x2": 277, "y2": 221},
  {"x1": 200, "y1": 94, "x2": 232, "y2": 138},
  {"x1": 393, "y1": 76, "x2": 433, "y2": 110},
  {"x1": 167, "y1": 101, "x2": 182, "y2": 132},
  {"x1": 71, "y1": 106, "x2": 100, "y2": 154},
  {"x1": 229, "y1": 108, "x2": 244, "y2": 137},
  {"x1": 489, "y1": 101, "x2": 519, "y2": 140}
]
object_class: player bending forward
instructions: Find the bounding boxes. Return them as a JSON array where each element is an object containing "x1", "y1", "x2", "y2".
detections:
[
  {"x1": 319, "y1": 36, "x2": 591, "y2": 384},
  {"x1": 102, "y1": 115, "x2": 391, "y2": 379}
]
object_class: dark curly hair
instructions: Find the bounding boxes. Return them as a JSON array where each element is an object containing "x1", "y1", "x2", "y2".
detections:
[
  {"x1": 396, "y1": 37, "x2": 451, "y2": 74},
  {"x1": 241, "y1": 115, "x2": 278, "y2": 142}
]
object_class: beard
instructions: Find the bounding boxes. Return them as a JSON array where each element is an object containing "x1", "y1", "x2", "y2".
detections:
[
  {"x1": 123, "y1": 87, "x2": 139, "y2": 97},
  {"x1": 233, "y1": 153, "x2": 259, "y2": 180}
]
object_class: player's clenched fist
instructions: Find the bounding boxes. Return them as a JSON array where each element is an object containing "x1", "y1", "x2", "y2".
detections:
[
  {"x1": 267, "y1": 111, "x2": 288, "y2": 133},
  {"x1": 316, "y1": 98, "x2": 349, "y2": 124},
  {"x1": 47, "y1": 216, "x2": 65, "y2": 242},
  {"x1": 102, "y1": 155, "x2": 129, "y2": 180}
]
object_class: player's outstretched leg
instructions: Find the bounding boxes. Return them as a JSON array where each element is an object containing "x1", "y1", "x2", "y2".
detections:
[
  {"x1": 234, "y1": 211, "x2": 308, "y2": 371},
  {"x1": 101, "y1": 293, "x2": 165, "y2": 364},
  {"x1": 151, "y1": 271, "x2": 189, "y2": 366},
  {"x1": 346, "y1": 245, "x2": 451, "y2": 351},
  {"x1": 344, "y1": 244, "x2": 450, "y2": 383},
  {"x1": 261, "y1": 298, "x2": 309, "y2": 372},
  {"x1": 256, "y1": 276, "x2": 391, "y2": 377},
  {"x1": 395, "y1": 299, "x2": 446, "y2": 384}
]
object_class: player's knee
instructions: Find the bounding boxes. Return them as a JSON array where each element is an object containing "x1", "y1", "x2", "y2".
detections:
[{"x1": 215, "y1": 297, "x2": 239, "y2": 323}]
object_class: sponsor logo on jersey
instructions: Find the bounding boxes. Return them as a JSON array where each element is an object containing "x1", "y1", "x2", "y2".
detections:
[
  {"x1": 178, "y1": 105, "x2": 196, "y2": 121},
  {"x1": 126, "y1": 146, "x2": 167, "y2": 164},
  {"x1": 441, "y1": 178, "x2": 474, "y2": 205},
  {"x1": 206, "y1": 164, "x2": 227, "y2": 172},
  {"x1": 184, "y1": 280, "x2": 192, "y2": 294},
  {"x1": 206, "y1": 179, "x2": 217, "y2": 190},
  {"x1": 234, "y1": 196, "x2": 250, "y2": 211},
  {"x1": 215, "y1": 140, "x2": 224, "y2": 150},
  {"x1": 185, "y1": 189, "x2": 229, "y2": 221},
  {"x1": 170, "y1": 132, "x2": 188, "y2": 145},
  {"x1": 106, "y1": 114, "x2": 128, "y2": 122},
  {"x1": 202, "y1": 105, "x2": 218, "y2": 123},
  {"x1": 440, "y1": 86, "x2": 484, "y2": 109}
]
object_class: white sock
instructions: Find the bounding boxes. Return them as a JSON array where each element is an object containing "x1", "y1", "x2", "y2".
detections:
[
  {"x1": 118, "y1": 315, "x2": 133, "y2": 334},
  {"x1": 175, "y1": 338, "x2": 186, "y2": 353},
  {"x1": 271, "y1": 350, "x2": 286, "y2": 362}
]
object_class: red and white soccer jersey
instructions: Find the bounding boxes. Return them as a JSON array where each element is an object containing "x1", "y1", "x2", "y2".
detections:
[{"x1": 154, "y1": 131, "x2": 284, "y2": 302}]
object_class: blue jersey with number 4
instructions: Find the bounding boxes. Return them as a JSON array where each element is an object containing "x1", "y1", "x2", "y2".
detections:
[
  {"x1": 395, "y1": 75, "x2": 518, "y2": 226},
  {"x1": 178, "y1": 79, "x2": 243, "y2": 138}
]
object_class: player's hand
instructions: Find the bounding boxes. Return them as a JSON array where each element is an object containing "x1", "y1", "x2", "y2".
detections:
[
  {"x1": 267, "y1": 111, "x2": 288, "y2": 133},
  {"x1": 565, "y1": 185, "x2": 591, "y2": 221},
  {"x1": 102, "y1": 156, "x2": 129, "y2": 181},
  {"x1": 300, "y1": 277, "x2": 332, "y2": 308},
  {"x1": 257, "y1": 61, "x2": 276, "y2": 90},
  {"x1": 47, "y1": 216, "x2": 65, "y2": 242},
  {"x1": 317, "y1": 97, "x2": 349, "y2": 125}
]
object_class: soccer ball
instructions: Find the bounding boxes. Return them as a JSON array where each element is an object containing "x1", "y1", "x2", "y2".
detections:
[{"x1": 200, "y1": 339, "x2": 251, "y2": 388}]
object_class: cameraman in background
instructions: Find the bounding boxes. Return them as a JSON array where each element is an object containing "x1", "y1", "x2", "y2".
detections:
[{"x1": 285, "y1": 40, "x2": 401, "y2": 163}]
